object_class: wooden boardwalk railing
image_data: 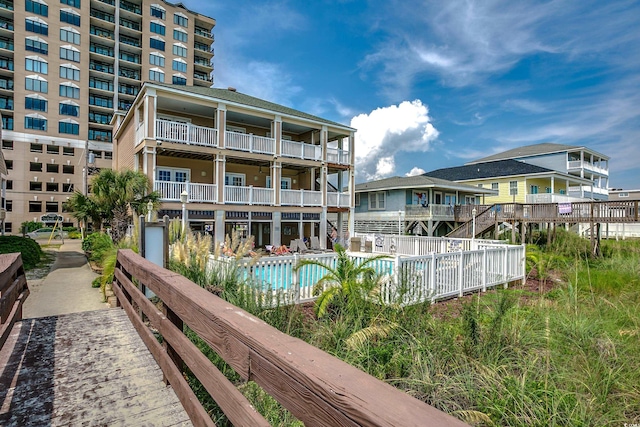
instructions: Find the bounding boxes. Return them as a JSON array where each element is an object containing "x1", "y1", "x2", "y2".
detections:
[
  {"x1": 112, "y1": 249, "x2": 469, "y2": 427},
  {"x1": 0, "y1": 254, "x2": 29, "y2": 349}
]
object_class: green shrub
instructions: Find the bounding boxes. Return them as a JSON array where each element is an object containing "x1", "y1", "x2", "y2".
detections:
[
  {"x1": 0, "y1": 236, "x2": 43, "y2": 270},
  {"x1": 91, "y1": 277, "x2": 102, "y2": 288},
  {"x1": 82, "y1": 232, "x2": 114, "y2": 263},
  {"x1": 62, "y1": 226, "x2": 78, "y2": 233},
  {"x1": 19, "y1": 221, "x2": 44, "y2": 234},
  {"x1": 68, "y1": 231, "x2": 82, "y2": 239}
]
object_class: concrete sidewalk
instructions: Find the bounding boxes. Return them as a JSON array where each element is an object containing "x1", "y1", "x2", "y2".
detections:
[{"x1": 23, "y1": 240, "x2": 108, "y2": 318}]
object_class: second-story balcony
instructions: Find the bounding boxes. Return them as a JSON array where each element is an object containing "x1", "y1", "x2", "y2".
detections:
[
  {"x1": 226, "y1": 132, "x2": 275, "y2": 155},
  {"x1": 404, "y1": 204, "x2": 455, "y2": 220},
  {"x1": 154, "y1": 181, "x2": 346, "y2": 208}
]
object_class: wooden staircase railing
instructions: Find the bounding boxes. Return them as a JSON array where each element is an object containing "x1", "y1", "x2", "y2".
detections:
[
  {"x1": 0, "y1": 253, "x2": 29, "y2": 349},
  {"x1": 112, "y1": 249, "x2": 468, "y2": 427}
]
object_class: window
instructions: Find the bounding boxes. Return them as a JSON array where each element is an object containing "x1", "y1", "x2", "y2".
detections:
[
  {"x1": 6, "y1": 180, "x2": 13, "y2": 190},
  {"x1": 3, "y1": 222, "x2": 11, "y2": 232},
  {"x1": 31, "y1": 143, "x2": 43, "y2": 152},
  {"x1": 46, "y1": 202, "x2": 58, "y2": 213},
  {"x1": 60, "y1": 64, "x2": 80, "y2": 80},
  {"x1": 266, "y1": 177, "x2": 292, "y2": 189},
  {"x1": 89, "y1": 111, "x2": 111, "y2": 124},
  {"x1": 59, "y1": 102, "x2": 79, "y2": 116},
  {"x1": 26, "y1": 37, "x2": 48, "y2": 54},
  {"x1": 172, "y1": 43, "x2": 187, "y2": 57},
  {"x1": 530, "y1": 185, "x2": 538, "y2": 194},
  {"x1": 26, "y1": 95, "x2": 48, "y2": 111},
  {"x1": 509, "y1": 181, "x2": 518, "y2": 196},
  {"x1": 545, "y1": 187, "x2": 551, "y2": 194},
  {"x1": 172, "y1": 59, "x2": 187, "y2": 72},
  {"x1": 355, "y1": 193, "x2": 360, "y2": 206},
  {"x1": 26, "y1": 18, "x2": 49, "y2": 35},
  {"x1": 46, "y1": 163, "x2": 59, "y2": 173},
  {"x1": 30, "y1": 162, "x2": 43, "y2": 171},
  {"x1": 25, "y1": 116, "x2": 47, "y2": 131},
  {"x1": 6, "y1": 200, "x2": 12, "y2": 211},
  {"x1": 225, "y1": 173, "x2": 245, "y2": 187},
  {"x1": 491, "y1": 182, "x2": 498, "y2": 191},
  {"x1": 157, "y1": 167, "x2": 190, "y2": 182},
  {"x1": 5, "y1": 159, "x2": 13, "y2": 170},
  {"x1": 173, "y1": 29, "x2": 187, "y2": 42},
  {"x1": 62, "y1": 165, "x2": 74, "y2": 174},
  {"x1": 149, "y1": 68, "x2": 164, "y2": 82},
  {"x1": 59, "y1": 120, "x2": 79, "y2": 135},
  {"x1": 150, "y1": 5, "x2": 165, "y2": 19},
  {"x1": 26, "y1": 56, "x2": 48, "y2": 74},
  {"x1": 26, "y1": 75, "x2": 48, "y2": 93},
  {"x1": 173, "y1": 13, "x2": 188, "y2": 26},
  {"x1": 29, "y1": 201, "x2": 43, "y2": 212},
  {"x1": 60, "y1": 27, "x2": 80, "y2": 44},
  {"x1": 618, "y1": 192, "x2": 629, "y2": 198},
  {"x1": 60, "y1": 46, "x2": 80, "y2": 62},
  {"x1": 1, "y1": 140, "x2": 12, "y2": 150},
  {"x1": 1, "y1": 116, "x2": 12, "y2": 130},
  {"x1": 149, "y1": 52, "x2": 165, "y2": 67},
  {"x1": 47, "y1": 145, "x2": 59, "y2": 154},
  {"x1": 149, "y1": 37, "x2": 165, "y2": 50},
  {"x1": 88, "y1": 129, "x2": 111, "y2": 142},
  {"x1": 150, "y1": 21, "x2": 165, "y2": 35},
  {"x1": 61, "y1": 0, "x2": 81, "y2": 7},
  {"x1": 30, "y1": 181, "x2": 43, "y2": 191},
  {"x1": 172, "y1": 75, "x2": 186, "y2": 85},
  {"x1": 63, "y1": 147, "x2": 74, "y2": 156},
  {"x1": 368, "y1": 192, "x2": 386, "y2": 210},
  {"x1": 60, "y1": 9, "x2": 80, "y2": 26},
  {"x1": 559, "y1": 189, "x2": 566, "y2": 195},
  {"x1": 62, "y1": 183, "x2": 74, "y2": 192},
  {"x1": 59, "y1": 83, "x2": 80, "y2": 98},
  {"x1": 26, "y1": 0, "x2": 48, "y2": 16}
]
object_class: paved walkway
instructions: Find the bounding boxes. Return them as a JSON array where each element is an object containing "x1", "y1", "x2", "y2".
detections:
[{"x1": 23, "y1": 240, "x2": 108, "y2": 318}]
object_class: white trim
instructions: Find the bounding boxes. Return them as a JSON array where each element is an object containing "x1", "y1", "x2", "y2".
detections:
[
  {"x1": 31, "y1": 0, "x2": 47, "y2": 4},
  {"x1": 174, "y1": 12, "x2": 188, "y2": 19},
  {"x1": 150, "y1": 51, "x2": 165, "y2": 58},
  {"x1": 26, "y1": 93, "x2": 47, "y2": 100},
  {"x1": 26, "y1": 55, "x2": 48, "y2": 62},
  {"x1": 26, "y1": 74, "x2": 47, "y2": 81},
  {"x1": 26, "y1": 113, "x2": 47, "y2": 119},
  {"x1": 172, "y1": 72, "x2": 186, "y2": 78},
  {"x1": 60, "y1": 26, "x2": 80, "y2": 34},
  {"x1": 150, "y1": 3, "x2": 165, "y2": 11},
  {"x1": 60, "y1": 81, "x2": 79, "y2": 88},
  {"x1": 60, "y1": 63, "x2": 80, "y2": 70},
  {"x1": 26, "y1": 16, "x2": 48, "y2": 25},
  {"x1": 173, "y1": 42, "x2": 187, "y2": 48},
  {"x1": 60, "y1": 8, "x2": 80, "y2": 15},
  {"x1": 173, "y1": 27, "x2": 187, "y2": 33},
  {"x1": 60, "y1": 44, "x2": 80, "y2": 52},
  {"x1": 157, "y1": 114, "x2": 190, "y2": 123},
  {"x1": 173, "y1": 57, "x2": 187, "y2": 64},
  {"x1": 59, "y1": 118, "x2": 79, "y2": 124},
  {"x1": 150, "y1": 67, "x2": 164, "y2": 73},
  {"x1": 59, "y1": 100, "x2": 79, "y2": 106},
  {"x1": 26, "y1": 36, "x2": 47, "y2": 43},
  {"x1": 157, "y1": 166, "x2": 190, "y2": 182},
  {"x1": 150, "y1": 35, "x2": 165, "y2": 41},
  {"x1": 225, "y1": 172, "x2": 246, "y2": 186}
]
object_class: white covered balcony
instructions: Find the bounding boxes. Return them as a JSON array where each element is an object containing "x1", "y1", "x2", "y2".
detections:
[
  {"x1": 525, "y1": 193, "x2": 588, "y2": 204},
  {"x1": 567, "y1": 160, "x2": 609, "y2": 176},
  {"x1": 404, "y1": 204, "x2": 455, "y2": 220},
  {"x1": 145, "y1": 120, "x2": 351, "y2": 165}
]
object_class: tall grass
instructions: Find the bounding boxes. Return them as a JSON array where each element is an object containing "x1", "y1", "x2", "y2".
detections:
[{"x1": 168, "y1": 228, "x2": 640, "y2": 426}]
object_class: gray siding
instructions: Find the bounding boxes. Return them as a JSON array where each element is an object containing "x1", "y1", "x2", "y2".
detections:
[{"x1": 515, "y1": 152, "x2": 567, "y2": 173}]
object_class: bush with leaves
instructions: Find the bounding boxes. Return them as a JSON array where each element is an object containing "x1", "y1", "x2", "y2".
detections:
[
  {"x1": 82, "y1": 232, "x2": 114, "y2": 263},
  {"x1": 19, "y1": 221, "x2": 44, "y2": 234},
  {"x1": 0, "y1": 235, "x2": 43, "y2": 270}
]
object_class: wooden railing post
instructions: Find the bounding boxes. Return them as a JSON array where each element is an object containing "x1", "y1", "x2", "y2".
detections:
[{"x1": 163, "y1": 304, "x2": 184, "y2": 385}]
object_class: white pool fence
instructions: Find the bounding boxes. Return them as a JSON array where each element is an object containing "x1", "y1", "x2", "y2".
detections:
[{"x1": 207, "y1": 242, "x2": 526, "y2": 307}]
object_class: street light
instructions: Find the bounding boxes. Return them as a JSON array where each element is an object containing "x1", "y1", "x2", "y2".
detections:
[
  {"x1": 180, "y1": 190, "x2": 188, "y2": 232},
  {"x1": 472, "y1": 207, "x2": 477, "y2": 239},
  {"x1": 146, "y1": 199, "x2": 154, "y2": 222}
]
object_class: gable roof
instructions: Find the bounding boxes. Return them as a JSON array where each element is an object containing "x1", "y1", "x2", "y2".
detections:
[
  {"x1": 466, "y1": 142, "x2": 585, "y2": 164},
  {"x1": 424, "y1": 159, "x2": 558, "y2": 181},
  {"x1": 149, "y1": 83, "x2": 354, "y2": 130},
  {"x1": 355, "y1": 175, "x2": 496, "y2": 194}
]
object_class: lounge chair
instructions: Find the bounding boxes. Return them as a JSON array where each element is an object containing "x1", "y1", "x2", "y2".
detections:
[
  {"x1": 297, "y1": 239, "x2": 309, "y2": 253},
  {"x1": 289, "y1": 240, "x2": 298, "y2": 253},
  {"x1": 310, "y1": 236, "x2": 321, "y2": 251}
]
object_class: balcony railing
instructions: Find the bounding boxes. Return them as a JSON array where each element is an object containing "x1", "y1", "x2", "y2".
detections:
[
  {"x1": 225, "y1": 186, "x2": 274, "y2": 205},
  {"x1": 154, "y1": 181, "x2": 217, "y2": 203},
  {"x1": 568, "y1": 186, "x2": 609, "y2": 196},
  {"x1": 327, "y1": 192, "x2": 351, "y2": 208},
  {"x1": 567, "y1": 161, "x2": 608, "y2": 175},
  {"x1": 404, "y1": 204, "x2": 455, "y2": 219},
  {"x1": 225, "y1": 131, "x2": 275, "y2": 155},
  {"x1": 281, "y1": 140, "x2": 322, "y2": 161},
  {"x1": 155, "y1": 120, "x2": 218, "y2": 147},
  {"x1": 525, "y1": 194, "x2": 588, "y2": 204},
  {"x1": 326, "y1": 147, "x2": 350, "y2": 165},
  {"x1": 281, "y1": 189, "x2": 323, "y2": 206}
]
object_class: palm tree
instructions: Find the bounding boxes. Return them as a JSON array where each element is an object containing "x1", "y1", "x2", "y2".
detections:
[
  {"x1": 66, "y1": 169, "x2": 159, "y2": 242},
  {"x1": 294, "y1": 244, "x2": 389, "y2": 319},
  {"x1": 64, "y1": 191, "x2": 105, "y2": 237}
]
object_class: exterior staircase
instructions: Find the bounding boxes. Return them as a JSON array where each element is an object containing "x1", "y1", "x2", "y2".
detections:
[{"x1": 447, "y1": 205, "x2": 498, "y2": 238}]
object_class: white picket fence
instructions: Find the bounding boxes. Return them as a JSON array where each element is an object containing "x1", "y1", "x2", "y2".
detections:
[
  {"x1": 353, "y1": 233, "x2": 506, "y2": 255},
  {"x1": 207, "y1": 244, "x2": 525, "y2": 307}
]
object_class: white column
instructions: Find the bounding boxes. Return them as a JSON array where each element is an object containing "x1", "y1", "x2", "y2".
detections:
[
  {"x1": 214, "y1": 210, "x2": 225, "y2": 245},
  {"x1": 272, "y1": 211, "x2": 281, "y2": 247}
]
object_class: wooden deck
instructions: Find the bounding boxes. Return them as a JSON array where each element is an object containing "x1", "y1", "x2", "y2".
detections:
[{"x1": 0, "y1": 309, "x2": 191, "y2": 427}]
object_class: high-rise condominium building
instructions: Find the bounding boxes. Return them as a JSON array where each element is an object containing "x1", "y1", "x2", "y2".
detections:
[{"x1": 0, "y1": 0, "x2": 215, "y2": 233}]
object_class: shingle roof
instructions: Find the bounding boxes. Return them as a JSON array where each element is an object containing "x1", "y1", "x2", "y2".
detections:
[
  {"x1": 150, "y1": 83, "x2": 354, "y2": 130},
  {"x1": 424, "y1": 159, "x2": 555, "y2": 181},
  {"x1": 355, "y1": 175, "x2": 496, "y2": 194},
  {"x1": 465, "y1": 143, "x2": 580, "y2": 164}
]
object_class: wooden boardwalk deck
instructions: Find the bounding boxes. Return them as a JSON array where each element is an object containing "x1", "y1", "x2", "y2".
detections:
[{"x1": 0, "y1": 309, "x2": 192, "y2": 427}]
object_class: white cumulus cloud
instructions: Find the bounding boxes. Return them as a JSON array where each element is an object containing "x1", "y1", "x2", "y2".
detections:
[
  {"x1": 405, "y1": 167, "x2": 426, "y2": 177},
  {"x1": 350, "y1": 100, "x2": 439, "y2": 181}
]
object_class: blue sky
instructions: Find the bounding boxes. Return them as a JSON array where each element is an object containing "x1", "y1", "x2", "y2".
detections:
[{"x1": 182, "y1": 0, "x2": 640, "y2": 188}]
